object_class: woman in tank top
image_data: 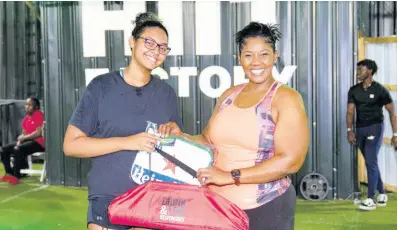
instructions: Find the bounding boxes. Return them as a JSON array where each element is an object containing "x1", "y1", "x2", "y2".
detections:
[{"x1": 162, "y1": 22, "x2": 310, "y2": 230}]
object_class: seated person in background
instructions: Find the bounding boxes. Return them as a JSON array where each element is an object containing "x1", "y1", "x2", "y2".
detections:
[{"x1": 0, "y1": 96, "x2": 45, "y2": 184}]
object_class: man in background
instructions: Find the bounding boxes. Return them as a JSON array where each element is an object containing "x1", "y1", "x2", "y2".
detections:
[
  {"x1": 346, "y1": 59, "x2": 396, "y2": 211},
  {"x1": 0, "y1": 96, "x2": 45, "y2": 184}
]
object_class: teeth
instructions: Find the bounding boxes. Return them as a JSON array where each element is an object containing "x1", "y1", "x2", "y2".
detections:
[
  {"x1": 146, "y1": 55, "x2": 156, "y2": 62},
  {"x1": 251, "y1": 69, "x2": 264, "y2": 75}
]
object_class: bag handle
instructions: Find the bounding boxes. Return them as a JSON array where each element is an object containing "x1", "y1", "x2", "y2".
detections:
[{"x1": 154, "y1": 147, "x2": 197, "y2": 178}]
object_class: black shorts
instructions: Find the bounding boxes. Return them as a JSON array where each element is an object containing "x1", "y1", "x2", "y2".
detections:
[
  {"x1": 87, "y1": 195, "x2": 131, "y2": 230},
  {"x1": 244, "y1": 185, "x2": 296, "y2": 230}
]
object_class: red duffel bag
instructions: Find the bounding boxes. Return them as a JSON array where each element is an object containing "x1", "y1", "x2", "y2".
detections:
[{"x1": 108, "y1": 181, "x2": 249, "y2": 230}]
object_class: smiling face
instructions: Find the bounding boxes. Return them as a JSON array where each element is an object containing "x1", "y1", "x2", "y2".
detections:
[
  {"x1": 238, "y1": 37, "x2": 278, "y2": 85},
  {"x1": 129, "y1": 27, "x2": 169, "y2": 71}
]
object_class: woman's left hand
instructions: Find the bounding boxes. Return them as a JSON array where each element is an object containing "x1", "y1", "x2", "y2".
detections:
[{"x1": 197, "y1": 166, "x2": 234, "y2": 187}]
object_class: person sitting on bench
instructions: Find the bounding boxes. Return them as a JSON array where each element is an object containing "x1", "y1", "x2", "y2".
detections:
[{"x1": 0, "y1": 96, "x2": 45, "y2": 185}]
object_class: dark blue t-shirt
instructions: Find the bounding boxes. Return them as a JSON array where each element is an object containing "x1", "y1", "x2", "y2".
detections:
[{"x1": 69, "y1": 71, "x2": 183, "y2": 197}]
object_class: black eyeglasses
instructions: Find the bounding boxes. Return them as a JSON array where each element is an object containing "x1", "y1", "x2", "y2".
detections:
[{"x1": 138, "y1": 37, "x2": 171, "y2": 55}]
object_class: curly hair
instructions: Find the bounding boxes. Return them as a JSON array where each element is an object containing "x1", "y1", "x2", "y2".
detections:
[
  {"x1": 235, "y1": 22, "x2": 281, "y2": 53},
  {"x1": 131, "y1": 12, "x2": 168, "y2": 39},
  {"x1": 357, "y1": 59, "x2": 378, "y2": 75}
]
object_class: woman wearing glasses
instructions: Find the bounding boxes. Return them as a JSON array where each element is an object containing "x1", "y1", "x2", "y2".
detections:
[{"x1": 63, "y1": 12, "x2": 182, "y2": 230}]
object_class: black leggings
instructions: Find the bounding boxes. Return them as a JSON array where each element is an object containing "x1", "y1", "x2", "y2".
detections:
[
  {"x1": 244, "y1": 185, "x2": 296, "y2": 230},
  {"x1": 0, "y1": 141, "x2": 45, "y2": 178}
]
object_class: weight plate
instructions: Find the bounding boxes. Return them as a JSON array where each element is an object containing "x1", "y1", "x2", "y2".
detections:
[{"x1": 299, "y1": 172, "x2": 329, "y2": 201}]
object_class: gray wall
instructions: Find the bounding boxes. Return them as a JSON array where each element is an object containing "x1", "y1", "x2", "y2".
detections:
[
  {"x1": 0, "y1": 1, "x2": 42, "y2": 100},
  {"x1": 39, "y1": 1, "x2": 361, "y2": 200},
  {"x1": 0, "y1": 100, "x2": 26, "y2": 145},
  {"x1": 279, "y1": 1, "x2": 358, "y2": 200},
  {"x1": 358, "y1": 1, "x2": 396, "y2": 37}
]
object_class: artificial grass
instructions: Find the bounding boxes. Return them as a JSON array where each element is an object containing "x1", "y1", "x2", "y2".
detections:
[
  {"x1": 0, "y1": 164, "x2": 396, "y2": 230},
  {"x1": 295, "y1": 197, "x2": 397, "y2": 230}
]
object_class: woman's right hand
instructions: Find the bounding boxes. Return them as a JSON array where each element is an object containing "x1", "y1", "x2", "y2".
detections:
[{"x1": 123, "y1": 132, "x2": 162, "y2": 152}]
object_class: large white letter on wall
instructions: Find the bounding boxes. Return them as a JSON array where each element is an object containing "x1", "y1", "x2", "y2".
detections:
[
  {"x1": 81, "y1": 1, "x2": 145, "y2": 57},
  {"x1": 170, "y1": 67, "x2": 198, "y2": 97},
  {"x1": 158, "y1": 2, "x2": 184, "y2": 56},
  {"x1": 195, "y1": 2, "x2": 221, "y2": 55},
  {"x1": 199, "y1": 66, "x2": 231, "y2": 98},
  {"x1": 233, "y1": 66, "x2": 248, "y2": 86},
  {"x1": 251, "y1": 0, "x2": 276, "y2": 24},
  {"x1": 151, "y1": 67, "x2": 169, "y2": 80},
  {"x1": 85, "y1": 68, "x2": 109, "y2": 86},
  {"x1": 233, "y1": 65, "x2": 297, "y2": 86}
]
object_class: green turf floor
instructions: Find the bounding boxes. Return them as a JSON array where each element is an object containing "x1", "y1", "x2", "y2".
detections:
[{"x1": 0, "y1": 164, "x2": 396, "y2": 230}]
